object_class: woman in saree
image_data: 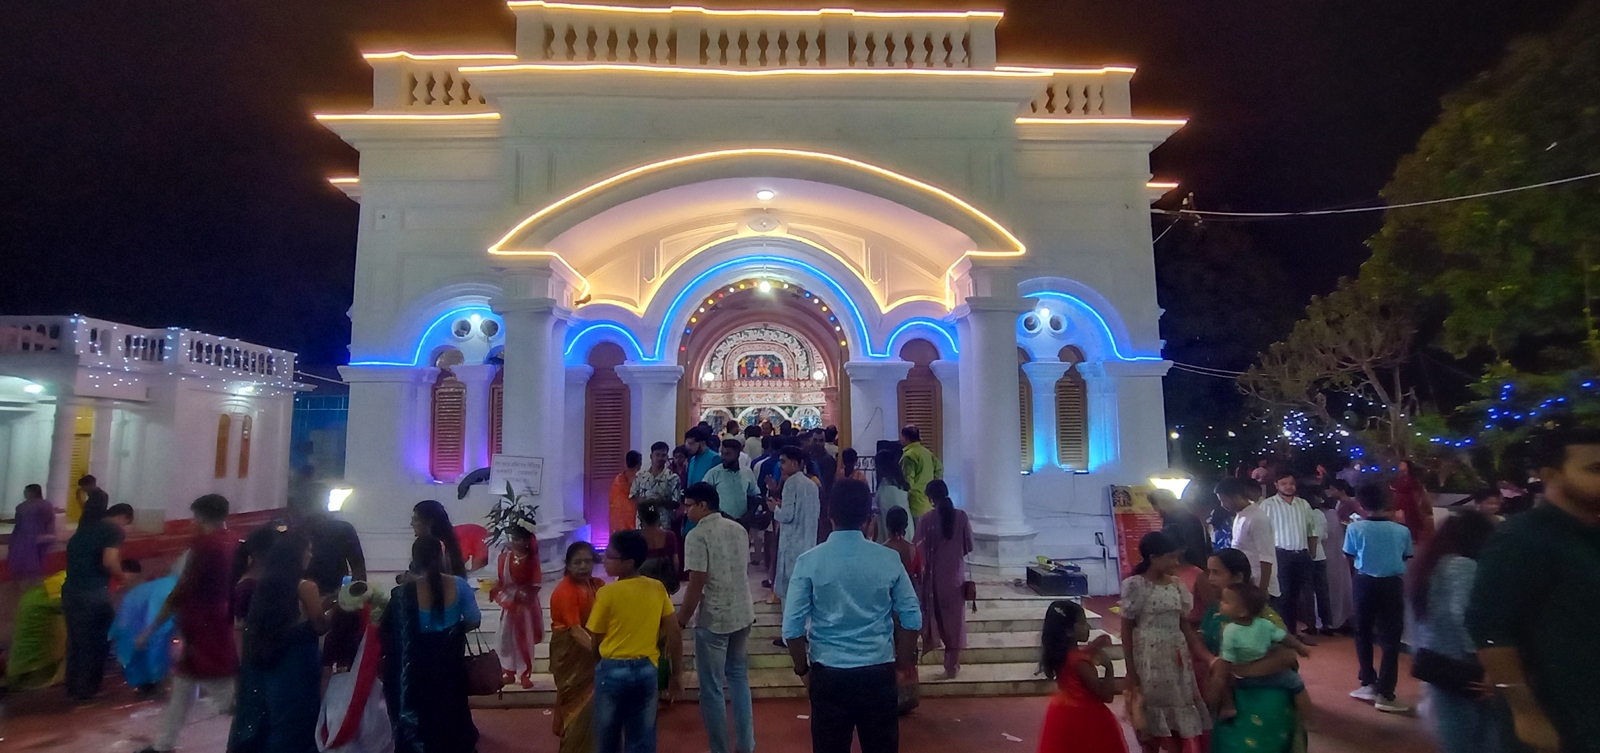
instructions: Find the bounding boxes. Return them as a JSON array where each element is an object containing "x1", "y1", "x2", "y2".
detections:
[
  {"x1": 548, "y1": 541, "x2": 605, "y2": 753},
  {"x1": 381, "y1": 534, "x2": 481, "y2": 753},
  {"x1": 1194, "y1": 548, "x2": 1308, "y2": 753},
  {"x1": 230, "y1": 532, "x2": 330, "y2": 753}
]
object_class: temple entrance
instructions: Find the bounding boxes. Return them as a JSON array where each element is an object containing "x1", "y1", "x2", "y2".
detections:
[{"x1": 677, "y1": 277, "x2": 848, "y2": 441}]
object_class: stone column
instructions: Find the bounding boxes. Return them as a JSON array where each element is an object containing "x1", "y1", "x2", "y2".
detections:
[
  {"x1": 929, "y1": 360, "x2": 966, "y2": 509},
  {"x1": 957, "y1": 297, "x2": 1036, "y2": 576},
  {"x1": 492, "y1": 298, "x2": 569, "y2": 522},
  {"x1": 617, "y1": 363, "x2": 684, "y2": 454},
  {"x1": 563, "y1": 366, "x2": 593, "y2": 528},
  {"x1": 337, "y1": 365, "x2": 438, "y2": 520},
  {"x1": 845, "y1": 360, "x2": 911, "y2": 451},
  {"x1": 1021, "y1": 361, "x2": 1074, "y2": 471},
  {"x1": 45, "y1": 396, "x2": 82, "y2": 507},
  {"x1": 452, "y1": 363, "x2": 498, "y2": 474},
  {"x1": 1098, "y1": 360, "x2": 1172, "y2": 485},
  {"x1": 87, "y1": 403, "x2": 114, "y2": 484}
]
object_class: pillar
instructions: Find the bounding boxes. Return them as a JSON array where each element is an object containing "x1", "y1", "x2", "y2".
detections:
[
  {"x1": 1099, "y1": 360, "x2": 1172, "y2": 485},
  {"x1": 845, "y1": 360, "x2": 911, "y2": 451},
  {"x1": 337, "y1": 365, "x2": 438, "y2": 528},
  {"x1": 452, "y1": 363, "x2": 498, "y2": 473},
  {"x1": 45, "y1": 396, "x2": 81, "y2": 506},
  {"x1": 563, "y1": 365, "x2": 593, "y2": 528},
  {"x1": 1021, "y1": 361, "x2": 1074, "y2": 471},
  {"x1": 492, "y1": 297, "x2": 569, "y2": 525},
  {"x1": 957, "y1": 297, "x2": 1036, "y2": 576},
  {"x1": 929, "y1": 360, "x2": 966, "y2": 510},
  {"x1": 617, "y1": 363, "x2": 684, "y2": 454},
  {"x1": 87, "y1": 403, "x2": 114, "y2": 486}
]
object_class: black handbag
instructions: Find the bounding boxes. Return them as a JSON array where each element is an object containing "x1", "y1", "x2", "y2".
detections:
[{"x1": 1411, "y1": 648, "x2": 1483, "y2": 695}]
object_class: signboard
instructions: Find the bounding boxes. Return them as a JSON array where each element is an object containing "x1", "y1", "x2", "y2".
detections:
[
  {"x1": 490, "y1": 454, "x2": 544, "y2": 497},
  {"x1": 1109, "y1": 484, "x2": 1164, "y2": 584}
]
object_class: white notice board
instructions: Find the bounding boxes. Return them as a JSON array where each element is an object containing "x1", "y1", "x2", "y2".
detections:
[{"x1": 489, "y1": 454, "x2": 544, "y2": 497}]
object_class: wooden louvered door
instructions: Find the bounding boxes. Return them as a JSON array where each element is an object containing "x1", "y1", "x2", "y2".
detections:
[
  {"x1": 1055, "y1": 367, "x2": 1089, "y2": 469},
  {"x1": 430, "y1": 372, "x2": 467, "y2": 481},
  {"x1": 897, "y1": 338, "x2": 943, "y2": 458},
  {"x1": 584, "y1": 343, "x2": 632, "y2": 543},
  {"x1": 489, "y1": 369, "x2": 504, "y2": 457},
  {"x1": 1019, "y1": 350, "x2": 1033, "y2": 471}
]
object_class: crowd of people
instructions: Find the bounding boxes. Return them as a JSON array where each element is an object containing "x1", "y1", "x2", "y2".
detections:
[
  {"x1": 1104, "y1": 426, "x2": 1600, "y2": 753},
  {"x1": 7, "y1": 422, "x2": 1596, "y2": 753},
  {"x1": 577, "y1": 418, "x2": 966, "y2": 753}
]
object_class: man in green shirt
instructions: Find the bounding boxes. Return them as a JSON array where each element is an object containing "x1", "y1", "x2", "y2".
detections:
[
  {"x1": 899, "y1": 425, "x2": 943, "y2": 519},
  {"x1": 1467, "y1": 426, "x2": 1600, "y2": 753}
]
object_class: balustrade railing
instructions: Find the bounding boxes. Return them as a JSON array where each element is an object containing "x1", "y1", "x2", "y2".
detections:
[
  {"x1": 0, "y1": 315, "x2": 296, "y2": 383},
  {"x1": 508, "y1": 5, "x2": 998, "y2": 70},
  {"x1": 1018, "y1": 69, "x2": 1133, "y2": 119}
]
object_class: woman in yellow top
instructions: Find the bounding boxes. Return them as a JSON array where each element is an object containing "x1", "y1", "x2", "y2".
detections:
[{"x1": 586, "y1": 530, "x2": 683, "y2": 753}]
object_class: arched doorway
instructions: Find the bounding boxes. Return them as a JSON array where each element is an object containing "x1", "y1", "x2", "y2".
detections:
[
  {"x1": 584, "y1": 342, "x2": 631, "y2": 544},
  {"x1": 677, "y1": 277, "x2": 848, "y2": 442},
  {"x1": 897, "y1": 338, "x2": 943, "y2": 458}
]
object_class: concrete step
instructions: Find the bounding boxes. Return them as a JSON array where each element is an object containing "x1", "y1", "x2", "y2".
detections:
[
  {"x1": 471, "y1": 660, "x2": 1127, "y2": 708},
  {"x1": 487, "y1": 629, "x2": 1121, "y2": 674}
]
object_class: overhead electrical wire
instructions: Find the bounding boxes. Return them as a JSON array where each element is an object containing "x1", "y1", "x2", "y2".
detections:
[{"x1": 1152, "y1": 170, "x2": 1600, "y2": 220}]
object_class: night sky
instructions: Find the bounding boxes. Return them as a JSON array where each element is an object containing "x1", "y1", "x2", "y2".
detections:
[{"x1": 0, "y1": 0, "x2": 1580, "y2": 373}]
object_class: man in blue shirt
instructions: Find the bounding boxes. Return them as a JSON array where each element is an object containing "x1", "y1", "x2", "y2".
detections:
[
  {"x1": 1342, "y1": 484, "x2": 1414, "y2": 713},
  {"x1": 782, "y1": 479, "x2": 921, "y2": 753},
  {"x1": 684, "y1": 427, "x2": 721, "y2": 487}
]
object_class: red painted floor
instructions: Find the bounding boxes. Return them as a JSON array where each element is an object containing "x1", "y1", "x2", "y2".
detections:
[{"x1": 1, "y1": 600, "x2": 1440, "y2": 752}]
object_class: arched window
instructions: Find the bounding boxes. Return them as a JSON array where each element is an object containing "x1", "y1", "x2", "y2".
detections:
[
  {"x1": 1055, "y1": 346, "x2": 1089, "y2": 469},
  {"x1": 430, "y1": 370, "x2": 467, "y2": 481},
  {"x1": 1019, "y1": 348, "x2": 1033, "y2": 471},
  {"x1": 237, "y1": 414, "x2": 252, "y2": 478},
  {"x1": 214, "y1": 414, "x2": 231, "y2": 479},
  {"x1": 489, "y1": 367, "x2": 505, "y2": 458},
  {"x1": 584, "y1": 343, "x2": 632, "y2": 541},
  {"x1": 896, "y1": 339, "x2": 943, "y2": 458}
]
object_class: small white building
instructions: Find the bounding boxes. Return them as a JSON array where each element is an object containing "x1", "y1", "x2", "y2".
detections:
[
  {"x1": 321, "y1": 1, "x2": 1184, "y2": 589},
  {"x1": 0, "y1": 316, "x2": 299, "y2": 529}
]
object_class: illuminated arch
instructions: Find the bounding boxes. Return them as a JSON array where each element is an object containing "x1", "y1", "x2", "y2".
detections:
[
  {"x1": 1019, "y1": 277, "x2": 1160, "y2": 363},
  {"x1": 488, "y1": 148, "x2": 1026, "y2": 259}
]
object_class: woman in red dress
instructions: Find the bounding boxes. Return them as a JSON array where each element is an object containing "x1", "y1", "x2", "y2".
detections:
[
  {"x1": 491, "y1": 523, "x2": 543, "y2": 689},
  {"x1": 1037, "y1": 599, "x2": 1128, "y2": 753},
  {"x1": 1389, "y1": 460, "x2": 1435, "y2": 544}
]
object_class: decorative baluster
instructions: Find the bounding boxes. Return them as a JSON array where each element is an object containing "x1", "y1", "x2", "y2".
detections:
[
  {"x1": 575, "y1": 22, "x2": 593, "y2": 61},
  {"x1": 761, "y1": 28, "x2": 777, "y2": 67},
  {"x1": 935, "y1": 31, "x2": 952, "y2": 68},
  {"x1": 1089, "y1": 83, "x2": 1105, "y2": 115},
  {"x1": 870, "y1": 31, "x2": 888, "y2": 67},
  {"x1": 849, "y1": 31, "x2": 864, "y2": 67},
  {"x1": 405, "y1": 72, "x2": 420, "y2": 107},
  {"x1": 653, "y1": 24, "x2": 669, "y2": 63},
  {"x1": 889, "y1": 31, "x2": 908, "y2": 68}
]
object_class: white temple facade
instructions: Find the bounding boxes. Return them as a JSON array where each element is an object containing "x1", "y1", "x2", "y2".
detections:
[
  {"x1": 0, "y1": 316, "x2": 299, "y2": 529},
  {"x1": 324, "y1": 1, "x2": 1183, "y2": 588}
]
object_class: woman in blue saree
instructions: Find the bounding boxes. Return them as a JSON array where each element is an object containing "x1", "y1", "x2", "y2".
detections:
[{"x1": 229, "y1": 532, "x2": 330, "y2": 753}]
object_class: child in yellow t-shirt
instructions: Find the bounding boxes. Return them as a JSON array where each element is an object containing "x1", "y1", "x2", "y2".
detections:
[{"x1": 585, "y1": 529, "x2": 683, "y2": 752}]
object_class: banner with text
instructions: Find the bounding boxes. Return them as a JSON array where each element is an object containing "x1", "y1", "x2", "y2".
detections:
[
  {"x1": 490, "y1": 454, "x2": 544, "y2": 498},
  {"x1": 1109, "y1": 484, "x2": 1164, "y2": 585}
]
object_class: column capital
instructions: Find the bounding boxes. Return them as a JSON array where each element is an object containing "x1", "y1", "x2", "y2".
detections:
[
  {"x1": 1021, "y1": 360, "x2": 1073, "y2": 385},
  {"x1": 615, "y1": 363, "x2": 685, "y2": 386},
  {"x1": 490, "y1": 297, "x2": 571, "y2": 319},
  {"x1": 1093, "y1": 359, "x2": 1172, "y2": 378},
  {"x1": 450, "y1": 363, "x2": 498, "y2": 386},
  {"x1": 565, "y1": 364, "x2": 595, "y2": 385},
  {"x1": 929, "y1": 359, "x2": 960, "y2": 384},
  {"x1": 339, "y1": 365, "x2": 439, "y2": 384},
  {"x1": 953, "y1": 296, "x2": 1033, "y2": 319},
  {"x1": 845, "y1": 359, "x2": 913, "y2": 383}
]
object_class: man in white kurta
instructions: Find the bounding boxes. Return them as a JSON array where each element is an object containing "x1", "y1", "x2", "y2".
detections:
[{"x1": 772, "y1": 446, "x2": 820, "y2": 606}]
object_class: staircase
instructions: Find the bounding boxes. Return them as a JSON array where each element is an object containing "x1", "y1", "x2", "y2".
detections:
[{"x1": 416, "y1": 567, "x2": 1123, "y2": 708}]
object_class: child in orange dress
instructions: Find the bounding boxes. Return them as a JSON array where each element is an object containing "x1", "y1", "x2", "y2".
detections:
[
  {"x1": 490, "y1": 523, "x2": 543, "y2": 689},
  {"x1": 1037, "y1": 600, "x2": 1128, "y2": 753}
]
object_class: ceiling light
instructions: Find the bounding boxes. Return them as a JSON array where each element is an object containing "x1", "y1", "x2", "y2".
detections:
[
  {"x1": 1038, "y1": 307, "x2": 1051, "y2": 319},
  {"x1": 812, "y1": 370, "x2": 825, "y2": 381},
  {"x1": 758, "y1": 280, "x2": 772, "y2": 293},
  {"x1": 702, "y1": 372, "x2": 715, "y2": 382},
  {"x1": 755, "y1": 189, "x2": 776, "y2": 201}
]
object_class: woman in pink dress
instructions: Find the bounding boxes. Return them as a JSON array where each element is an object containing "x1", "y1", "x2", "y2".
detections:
[
  {"x1": 491, "y1": 523, "x2": 543, "y2": 689},
  {"x1": 916, "y1": 480, "x2": 973, "y2": 679}
]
